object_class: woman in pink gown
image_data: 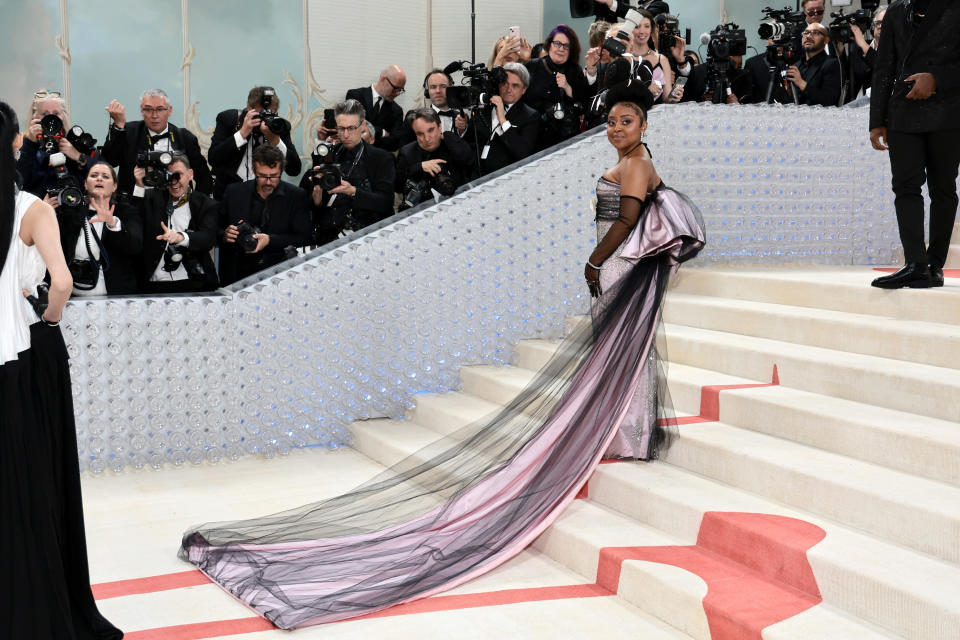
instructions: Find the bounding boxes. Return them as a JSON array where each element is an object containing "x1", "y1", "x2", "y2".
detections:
[{"x1": 180, "y1": 83, "x2": 705, "y2": 630}]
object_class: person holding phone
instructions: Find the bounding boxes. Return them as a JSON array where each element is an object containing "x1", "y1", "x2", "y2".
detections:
[{"x1": 207, "y1": 85, "x2": 302, "y2": 200}]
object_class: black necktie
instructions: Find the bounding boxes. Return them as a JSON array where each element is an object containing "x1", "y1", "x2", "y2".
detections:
[
  {"x1": 151, "y1": 131, "x2": 170, "y2": 141},
  {"x1": 372, "y1": 97, "x2": 382, "y2": 119},
  {"x1": 437, "y1": 110, "x2": 457, "y2": 118}
]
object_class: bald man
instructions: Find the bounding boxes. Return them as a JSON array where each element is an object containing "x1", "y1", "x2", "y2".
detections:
[
  {"x1": 346, "y1": 65, "x2": 407, "y2": 151},
  {"x1": 786, "y1": 22, "x2": 841, "y2": 106}
]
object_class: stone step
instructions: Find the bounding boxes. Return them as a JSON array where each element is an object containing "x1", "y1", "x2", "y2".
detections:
[
  {"x1": 665, "y1": 363, "x2": 960, "y2": 487},
  {"x1": 662, "y1": 323, "x2": 960, "y2": 423},
  {"x1": 673, "y1": 267, "x2": 960, "y2": 324},
  {"x1": 584, "y1": 462, "x2": 958, "y2": 640},
  {"x1": 405, "y1": 391, "x2": 501, "y2": 438},
  {"x1": 662, "y1": 420, "x2": 960, "y2": 565},
  {"x1": 662, "y1": 292, "x2": 960, "y2": 370}
]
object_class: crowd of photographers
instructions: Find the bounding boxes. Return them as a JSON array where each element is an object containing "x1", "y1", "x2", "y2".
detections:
[{"x1": 17, "y1": 1, "x2": 888, "y2": 295}]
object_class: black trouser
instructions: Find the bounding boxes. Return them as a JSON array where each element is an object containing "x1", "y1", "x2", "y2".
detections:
[{"x1": 887, "y1": 128, "x2": 960, "y2": 268}]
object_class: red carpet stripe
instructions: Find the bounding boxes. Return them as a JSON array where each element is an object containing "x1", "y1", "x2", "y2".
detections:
[
  {"x1": 122, "y1": 584, "x2": 611, "y2": 639},
  {"x1": 92, "y1": 570, "x2": 210, "y2": 600}
]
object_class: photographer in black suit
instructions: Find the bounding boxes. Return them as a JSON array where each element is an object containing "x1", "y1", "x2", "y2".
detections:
[
  {"x1": 103, "y1": 89, "x2": 212, "y2": 196},
  {"x1": 870, "y1": 0, "x2": 960, "y2": 289},
  {"x1": 207, "y1": 86, "x2": 302, "y2": 200},
  {"x1": 306, "y1": 99, "x2": 396, "y2": 245},
  {"x1": 135, "y1": 152, "x2": 219, "y2": 294},
  {"x1": 785, "y1": 23, "x2": 842, "y2": 107},
  {"x1": 342, "y1": 66, "x2": 407, "y2": 152},
  {"x1": 222, "y1": 145, "x2": 311, "y2": 284},
  {"x1": 396, "y1": 109, "x2": 477, "y2": 207},
  {"x1": 471, "y1": 62, "x2": 540, "y2": 176}
]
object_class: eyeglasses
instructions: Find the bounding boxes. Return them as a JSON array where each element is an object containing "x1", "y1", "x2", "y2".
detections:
[
  {"x1": 805, "y1": 9, "x2": 825, "y2": 17},
  {"x1": 141, "y1": 106, "x2": 170, "y2": 115},
  {"x1": 385, "y1": 78, "x2": 405, "y2": 95},
  {"x1": 802, "y1": 30, "x2": 826, "y2": 37},
  {"x1": 336, "y1": 124, "x2": 361, "y2": 133},
  {"x1": 873, "y1": 20, "x2": 883, "y2": 27},
  {"x1": 33, "y1": 90, "x2": 62, "y2": 99},
  {"x1": 255, "y1": 173, "x2": 281, "y2": 182},
  {"x1": 551, "y1": 41, "x2": 571, "y2": 51}
]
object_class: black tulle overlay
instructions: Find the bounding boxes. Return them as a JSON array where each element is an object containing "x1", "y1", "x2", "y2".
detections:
[
  {"x1": 1, "y1": 323, "x2": 123, "y2": 639},
  {"x1": 179, "y1": 188, "x2": 705, "y2": 629}
]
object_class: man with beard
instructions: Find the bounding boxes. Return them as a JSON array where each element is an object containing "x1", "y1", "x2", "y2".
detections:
[{"x1": 785, "y1": 22, "x2": 841, "y2": 106}]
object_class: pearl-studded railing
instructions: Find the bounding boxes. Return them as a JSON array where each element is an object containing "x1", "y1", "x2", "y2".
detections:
[{"x1": 63, "y1": 104, "x2": 901, "y2": 472}]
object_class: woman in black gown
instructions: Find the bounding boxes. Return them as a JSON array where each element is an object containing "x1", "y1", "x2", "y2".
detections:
[{"x1": 0, "y1": 100, "x2": 122, "y2": 638}]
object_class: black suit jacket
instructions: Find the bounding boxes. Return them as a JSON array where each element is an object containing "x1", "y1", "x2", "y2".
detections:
[
  {"x1": 102, "y1": 120, "x2": 212, "y2": 196},
  {"x1": 871, "y1": 0, "x2": 960, "y2": 132},
  {"x1": 395, "y1": 133, "x2": 477, "y2": 193},
  {"x1": 57, "y1": 201, "x2": 142, "y2": 295},
  {"x1": 221, "y1": 180, "x2": 311, "y2": 282},
  {"x1": 345, "y1": 87, "x2": 404, "y2": 152},
  {"x1": 207, "y1": 108, "x2": 302, "y2": 200},
  {"x1": 797, "y1": 51, "x2": 842, "y2": 107},
  {"x1": 471, "y1": 102, "x2": 540, "y2": 176},
  {"x1": 137, "y1": 188, "x2": 219, "y2": 290}
]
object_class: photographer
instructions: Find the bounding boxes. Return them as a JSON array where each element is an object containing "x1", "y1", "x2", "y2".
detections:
[
  {"x1": 396, "y1": 109, "x2": 477, "y2": 209},
  {"x1": 208, "y1": 86, "x2": 302, "y2": 200},
  {"x1": 786, "y1": 23, "x2": 841, "y2": 107},
  {"x1": 471, "y1": 62, "x2": 540, "y2": 176},
  {"x1": 221, "y1": 145, "x2": 311, "y2": 283},
  {"x1": 136, "y1": 151, "x2": 219, "y2": 293},
  {"x1": 845, "y1": 7, "x2": 886, "y2": 103},
  {"x1": 424, "y1": 69, "x2": 469, "y2": 136},
  {"x1": 523, "y1": 25, "x2": 589, "y2": 150},
  {"x1": 305, "y1": 99, "x2": 395, "y2": 245},
  {"x1": 56, "y1": 160, "x2": 141, "y2": 296},
  {"x1": 103, "y1": 89, "x2": 212, "y2": 196},
  {"x1": 589, "y1": 0, "x2": 670, "y2": 23},
  {"x1": 343, "y1": 66, "x2": 407, "y2": 152},
  {"x1": 682, "y1": 55, "x2": 752, "y2": 104},
  {"x1": 17, "y1": 91, "x2": 99, "y2": 200},
  {"x1": 869, "y1": 0, "x2": 960, "y2": 290}
]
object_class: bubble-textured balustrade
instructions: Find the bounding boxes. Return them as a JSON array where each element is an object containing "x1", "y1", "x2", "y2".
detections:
[{"x1": 63, "y1": 104, "x2": 900, "y2": 472}]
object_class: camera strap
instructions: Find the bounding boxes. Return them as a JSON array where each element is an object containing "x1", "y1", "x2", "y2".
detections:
[{"x1": 81, "y1": 216, "x2": 110, "y2": 272}]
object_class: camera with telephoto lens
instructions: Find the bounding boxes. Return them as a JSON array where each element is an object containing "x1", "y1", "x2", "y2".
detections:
[
  {"x1": 444, "y1": 62, "x2": 508, "y2": 109},
  {"x1": 655, "y1": 13, "x2": 688, "y2": 50},
  {"x1": 235, "y1": 220, "x2": 262, "y2": 253},
  {"x1": 136, "y1": 150, "x2": 178, "y2": 188},
  {"x1": 308, "y1": 141, "x2": 344, "y2": 191},
  {"x1": 759, "y1": 6, "x2": 806, "y2": 66},
  {"x1": 38, "y1": 114, "x2": 66, "y2": 155},
  {"x1": 828, "y1": 1, "x2": 879, "y2": 44},
  {"x1": 65, "y1": 124, "x2": 98, "y2": 156},
  {"x1": 255, "y1": 87, "x2": 290, "y2": 136},
  {"x1": 46, "y1": 153, "x2": 88, "y2": 216},
  {"x1": 707, "y1": 23, "x2": 747, "y2": 60}
]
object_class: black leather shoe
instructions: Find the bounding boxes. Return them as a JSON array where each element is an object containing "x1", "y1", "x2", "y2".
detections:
[
  {"x1": 929, "y1": 264, "x2": 944, "y2": 287},
  {"x1": 871, "y1": 263, "x2": 933, "y2": 289}
]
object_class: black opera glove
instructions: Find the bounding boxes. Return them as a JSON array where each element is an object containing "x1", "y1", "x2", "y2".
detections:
[{"x1": 586, "y1": 195, "x2": 645, "y2": 298}]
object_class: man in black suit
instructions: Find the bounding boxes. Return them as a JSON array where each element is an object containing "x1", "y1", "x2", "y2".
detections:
[
  {"x1": 870, "y1": 0, "x2": 960, "y2": 289},
  {"x1": 221, "y1": 145, "x2": 312, "y2": 284},
  {"x1": 590, "y1": 0, "x2": 669, "y2": 22},
  {"x1": 306, "y1": 99, "x2": 396, "y2": 245},
  {"x1": 103, "y1": 89, "x2": 212, "y2": 196},
  {"x1": 396, "y1": 109, "x2": 477, "y2": 207},
  {"x1": 471, "y1": 62, "x2": 540, "y2": 176},
  {"x1": 207, "y1": 86, "x2": 302, "y2": 200},
  {"x1": 785, "y1": 23, "x2": 841, "y2": 107},
  {"x1": 134, "y1": 152, "x2": 219, "y2": 294},
  {"x1": 341, "y1": 65, "x2": 407, "y2": 152}
]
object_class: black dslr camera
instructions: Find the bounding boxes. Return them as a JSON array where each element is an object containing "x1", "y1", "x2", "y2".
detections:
[
  {"x1": 235, "y1": 220, "x2": 262, "y2": 253},
  {"x1": 400, "y1": 169, "x2": 457, "y2": 211},
  {"x1": 444, "y1": 62, "x2": 508, "y2": 109},
  {"x1": 65, "y1": 125, "x2": 98, "y2": 156},
  {"x1": 655, "y1": 13, "x2": 690, "y2": 50},
  {"x1": 162, "y1": 243, "x2": 208, "y2": 279},
  {"x1": 255, "y1": 87, "x2": 290, "y2": 136},
  {"x1": 759, "y1": 6, "x2": 806, "y2": 66},
  {"x1": 38, "y1": 114, "x2": 65, "y2": 155},
  {"x1": 136, "y1": 150, "x2": 178, "y2": 188},
  {"x1": 829, "y1": 1, "x2": 879, "y2": 44},
  {"x1": 307, "y1": 141, "x2": 344, "y2": 191},
  {"x1": 46, "y1": 153, "x2": 88, "y2": 216}
]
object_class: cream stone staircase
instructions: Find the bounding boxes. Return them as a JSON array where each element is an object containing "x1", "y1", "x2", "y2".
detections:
[{"x1": 349, "y1": 265, "x2": 960, "y2": 640}]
